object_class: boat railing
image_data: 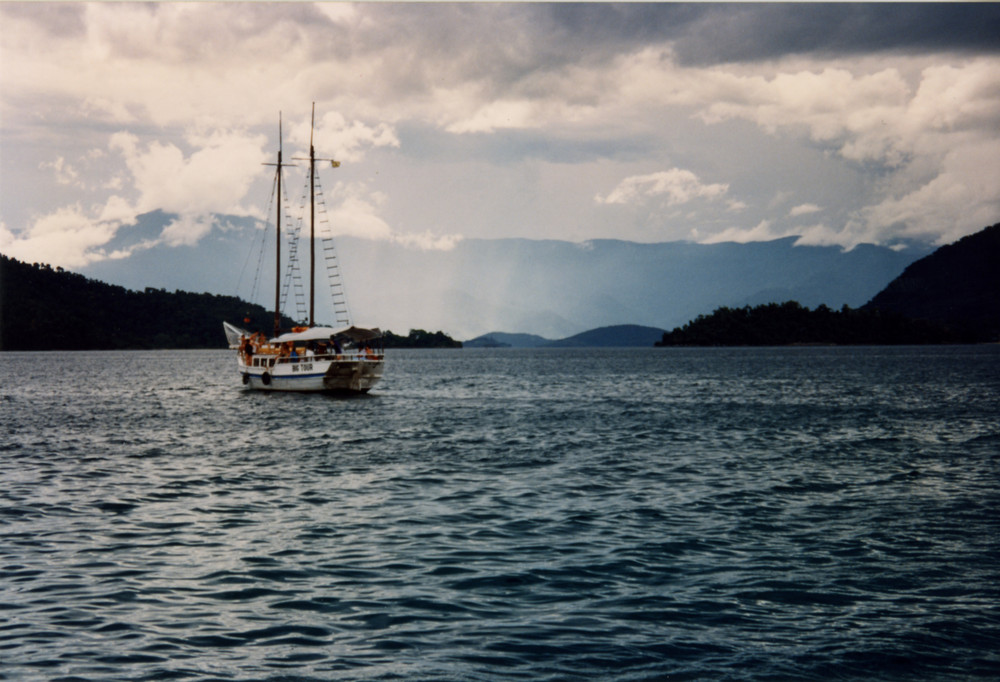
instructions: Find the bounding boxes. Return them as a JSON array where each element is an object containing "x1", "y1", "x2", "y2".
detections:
[{"x1": 268, "y1": 351, "x2": 384, "y2": 366}]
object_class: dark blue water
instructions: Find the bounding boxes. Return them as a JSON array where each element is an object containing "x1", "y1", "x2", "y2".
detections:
[{"x1": 2, "y1": 347, "x2": 999, "y2": 681}]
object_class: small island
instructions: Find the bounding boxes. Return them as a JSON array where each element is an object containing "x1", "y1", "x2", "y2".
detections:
[{"x1": 382, "y1": 329, "x2": 462, "y2": 348}]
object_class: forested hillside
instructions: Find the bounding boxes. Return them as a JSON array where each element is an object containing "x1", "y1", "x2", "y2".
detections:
[
  {"x1": 656, "y1": 223, "x2": 1000, "y2": 346},
  {"x1": 1, "y1": 256, "x2": 462, "y2": 351},
  {"x1": 655, "y1": 301, "x2": 964, "y2": 347},
  {"x1": 864, "y1": 222, "x2": 1000, "y2": 341},
  {"x1": 1, "y1": 255, "x2": 294, "y2": 350}
]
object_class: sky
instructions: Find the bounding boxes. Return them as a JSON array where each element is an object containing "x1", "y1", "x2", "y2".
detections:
[{"x1": 2, "y1": 2, "x2": 1000, "y2": 273}]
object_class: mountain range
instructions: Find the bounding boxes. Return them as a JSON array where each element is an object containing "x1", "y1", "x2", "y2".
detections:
[
  {"x1": 77, "y1": 211, "x2": 932, "y2": 340},
  {"x1": 465, "y1": 325, "x2": 668, "y2": 348}
]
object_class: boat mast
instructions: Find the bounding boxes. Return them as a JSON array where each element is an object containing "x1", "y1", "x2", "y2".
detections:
[
  {"x1": 276, "y1": 114, "x2": 283, "y2": 338},
  {"x1": 309, "y1": 103, "x2": 316, "y2": 327},
  {"x1": 292, "y1": 103, "x2": 340, "y2": 328},
  {"x1": 263, "y1": 113, "x2": 293, "y2": 338}
]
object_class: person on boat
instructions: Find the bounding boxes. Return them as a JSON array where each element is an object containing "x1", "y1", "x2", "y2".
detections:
[
  {"x1": 332, "y1": 338, "x2": 343, "y2": 355},
  {"x1": 290, "y1": 346, "x2": 299, "y2": 363},
  {"x1": 240, "y1": 335, "x2": 254, "y2": 362},
  {"x1": 305, "y1": 344, "x2": 315, "y2": 359}
]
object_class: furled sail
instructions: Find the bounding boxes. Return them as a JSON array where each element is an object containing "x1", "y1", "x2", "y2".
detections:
[{"x1": 223, "y1": 321, "x2": 248, "y2": 349}]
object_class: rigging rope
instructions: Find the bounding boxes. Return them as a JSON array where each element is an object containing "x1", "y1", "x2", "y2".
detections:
[
  {"x1": 237, "y1": 171, "x2": 278, "y2": 312},
  {"x1": 313, "y1": 172, "x2": 352, "y2": 326}
]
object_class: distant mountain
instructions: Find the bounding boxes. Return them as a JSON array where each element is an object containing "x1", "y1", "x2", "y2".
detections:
[
  {"x1": 74, "y1": 211, "x2": 932, "y2": 340},
  {"x1": 465, "y1": 325, "x2": 666, "y2": 348},
  {"x1": 546, "y1": 324, "x2": 667, "y2": 348},
  {"x1": 464, "y1": 332, "x2": 552, "y2": 348},
  {"x1": 864, "y1": 223, "x2": 1000, "y2": 341}
]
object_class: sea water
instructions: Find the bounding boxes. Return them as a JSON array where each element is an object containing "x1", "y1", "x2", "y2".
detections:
[{"x1": 1, "y1": 346, "x2": 998, "y2": 681}]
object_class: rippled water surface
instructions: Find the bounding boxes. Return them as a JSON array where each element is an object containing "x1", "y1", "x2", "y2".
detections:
[{"x1": 2, "y1": 347, "x2": 999, "y2": 681}]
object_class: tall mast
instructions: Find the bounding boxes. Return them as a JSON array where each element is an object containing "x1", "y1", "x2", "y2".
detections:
[
  {"x1": 263, "y1": 113, "x2": 293, "y2": 338},
  {"x1": 309, "y1": 103, "x2": 316, "y2": 327},
  {"x1": 292, "y1": 103, "x2": 340, "y2": 327},
  {"x1": 275, "y1": 114, "x2": 283, "y2": 338}
]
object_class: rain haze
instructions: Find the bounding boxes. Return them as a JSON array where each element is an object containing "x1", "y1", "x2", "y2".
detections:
[{"x1": 2, "y1": 2, "x2": 999, "y2": 336}]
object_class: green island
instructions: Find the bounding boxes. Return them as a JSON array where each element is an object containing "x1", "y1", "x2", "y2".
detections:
[{"x1": 0, "y1": 255, "x2": 460, "y2": 351}]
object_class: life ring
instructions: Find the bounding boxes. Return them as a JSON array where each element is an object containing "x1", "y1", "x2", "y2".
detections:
[
  {"x1": 261, "y1": 371, "x2": 271, "y2": 386},
  {"x1": 242, "y1": 373, "x2": 250, "y2": 385}
]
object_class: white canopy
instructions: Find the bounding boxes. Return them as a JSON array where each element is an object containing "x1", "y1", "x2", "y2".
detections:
[{"x1": 270, "y1": 325, "x2": 382, "y2": 344}]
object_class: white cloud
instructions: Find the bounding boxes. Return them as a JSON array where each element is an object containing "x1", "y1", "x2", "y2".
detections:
[
  {"x1": 700, "y1": 220, "x2": 783, "y2": 244},
  {"x1": 161, "y1": 214, "x2": 216, "y2": 247},
  {"x1": 325, "y1": 186, "x2": 394, "y2": 241},
  {"x1": 789, "y1": 203, "x2": 822, "y2": 217},
  {"x1": 288, "y1": 112, "x2": 400, "y2": 163},
  {"x1": 393, "y1": 231, "x2": 464, "y2": 251},
  {"x1": 325, "y1": 182, "x2": 461, "y2": 250},
  {"x1": 858, "y1": 138, "x2": 1000, "y2": 245},
  {"x1": 2, "y1": 128, "x2": 269, "y2": 267},
  {"x1": 111, "y1": 129, "x2": 268, "y2": 216},
  {"x1": 446, "y1": 99, "x2": 537, "y2": 134},
  {"x1": 597, "y1": 168, "x2": 729, "y2": 206},
  {"x1": 596, "y1": 47, "x2": 999, "y2": 245},
  {"x1": 40, "y1": 157, "x2": 82, "y2": 187},
  {"x1": 2, "y1": 2, "x2": 998, "y2": 264},
  {"x1": 0, "y1": 204, "x2": 121, "y2": 268}
]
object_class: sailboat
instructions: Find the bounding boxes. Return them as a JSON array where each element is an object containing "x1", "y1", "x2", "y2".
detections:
[{"x1": 223, "y1": 106, "x2": 384, "y2": 393}]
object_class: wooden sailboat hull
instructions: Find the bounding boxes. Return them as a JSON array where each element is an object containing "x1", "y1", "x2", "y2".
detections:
[{"x1": 239, "y1": 356, "x2": 384, "y2": 393}]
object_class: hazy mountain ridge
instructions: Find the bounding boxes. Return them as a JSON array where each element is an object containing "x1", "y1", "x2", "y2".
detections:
[
  {"x1": 7, "y1": 219, "x2": 996, "y2": 349},
  {"x1": 75, "y1": 211, "x2": 931, "y2": 340},
  {"x1": 465, "y1": 324, "x2": 667, "y2": 348}
]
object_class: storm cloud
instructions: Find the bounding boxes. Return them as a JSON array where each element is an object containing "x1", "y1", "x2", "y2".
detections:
[{"x1": 2, "y1": 2, "x2": 999, "y2": 270}]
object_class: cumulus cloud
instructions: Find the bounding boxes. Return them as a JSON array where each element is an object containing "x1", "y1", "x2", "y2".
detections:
[
  {"x1": 604, "y1": 50, "x2": 1000, "y2": 246},
  {"x1": 160, "y1": 214, "x2": 216, "y2": 247},
  {"x1": 2, "y1": 1, "x2": 998, "y2": 266},
  {"x1": 789, "y1": 203, "x2": 822, "y2": 217},
  {"x1": 40, "y1": 157, "x2": 82, "y2": 187},
  {"x1": 446, "y1": 100, "x2": 538, "y2": 134},
  {"x1": 325, "y1": 182, "x2": 461, "y2": 251},
  {"x1": 2, "y1": 127, "x2": 269, "y2": 267},
  {"x1": 0, "y1": 204, "x2": 121, "y2": 268},
  {"x1": 858, "y1": 138, "x2": 1000, "y2": 245},
  {"x1": 110, "y1": 129, "x2": 268, "y2": 216},
  {"x1": 597, "y1": 169, "x2": 729, "y2": 206},
  {"x1": 287, "y1": 112, "x2": 400, "y2": 163},
  {"x1": 700, "y1": 220, "x2": 784, "y2": 245}
]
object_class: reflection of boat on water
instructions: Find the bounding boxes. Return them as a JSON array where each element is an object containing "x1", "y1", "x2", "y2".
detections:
[{"x1": 223, "y1": 106, "x2": 384, "y2": 393}]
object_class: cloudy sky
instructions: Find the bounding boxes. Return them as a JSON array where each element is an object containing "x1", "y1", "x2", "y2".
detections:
[{"x1": 2, "y1": 2, "x2": 999, "y2": 271}]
